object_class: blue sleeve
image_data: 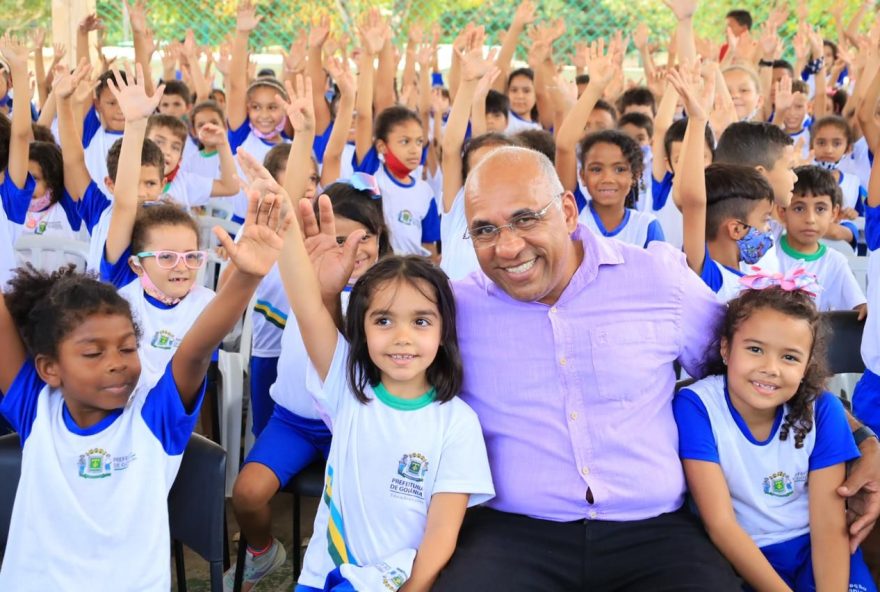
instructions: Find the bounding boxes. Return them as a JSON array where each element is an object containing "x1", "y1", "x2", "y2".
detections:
[
  {"x1": 431, "y1": 72, "x2": 444, "y2": 87},
  {"x1": 673, "y1": 389, "x2": 720, "y2": 463},
  {"x1": 839, "y1": 220, "x2": 859, "y2": 250},
  {"x1": 100, "y1": 245, "x2": 137, "y2": 288},
  {"x1": 699, "y1": 250, "x2": 723, "y2": 294},
  {"x1": 856, "y1": 185, "x2": 868, "y2": 217},
  {"x1": 140, "y1": 360, "x2": 206, "y2": 456},
  {"x1": 644, "y1": 219, "x2": 665, "y2": 246},
  {"x1": 354, "y1": 146, "x2": 381, "y2": 174},
  {"x1": 0, "y1": 172, "x2": 35, "y2": 224},
  {"x1": 573, "y1": 186, "x2": 588, "y2": 213},
  {"x1": 82, "y1": 106, "x2": 101, "y2": 148},
  {"x1": 312, "y1": 122, "x2": 332, "y2": 164},
  {"x1": 227, "y1": 119, "x2": 252, "y2": 153},
  {"x1": 651, "y1": 171, "x2": 674, "y2": 212},
  {"x1": 77, "y1": 181, "x2": 112, "y2": 235},
  {"x1": 421, "y1": 198, "x2": 441, "y2": 243},
  {"x1": 810, "y1": 393, "x2": 860, "y2": 471},
  {"x1": 866, "y1": 204, "x2": 880, "y2": 252},
  {"x1": 59, "y1": 190, "x2": 83, "y2": 231},
  {"x1": 0, "y1": 360, "x2": 44, "y2": 445}
]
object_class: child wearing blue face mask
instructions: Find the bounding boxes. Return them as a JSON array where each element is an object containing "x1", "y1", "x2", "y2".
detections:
[{"x1": 670, "y1": 70, "x2": 776, "y2": 303}]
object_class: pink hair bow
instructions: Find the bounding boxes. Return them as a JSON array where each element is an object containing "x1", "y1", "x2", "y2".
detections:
[{"x1": 739, "y1": 267, "x2": 822, "y2": 297}]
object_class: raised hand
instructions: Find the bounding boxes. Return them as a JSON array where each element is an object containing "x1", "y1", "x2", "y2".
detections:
[
  {"x1": 759, "y1": 22, "x2": 782, "y2": 61},
  {"x1": 325, "y1": 55, "x2": 354, "y2": 97},
  {"x1": 663, "y1": 0, "x2": 697, "y2": 21},
  {"x1": 107, "y1": 63, "x2": 164, "y2": 122},
  {"x1": 30, "y1": 27, "x2": 46, "y2": 53},
  {"x1": 633, "y1": 23, "x2": 650, "y2": 52},
  {"x1": 774, "y1": 73, "x2": 793, "y2": 114},
  {"x1": 512, "y1": 0, "x2": 537, "y2": 28},
  {"x1": 53, "y1": 58, "x2": 92, "y2": 100},
  {"x1": 216, "y1": 191, "x2": 292, "y2": 278},
  {"x1": 283, "y1": 33, "x2": 307, "y2": 74},
  {"x1": 78, "y1": 14, "x2": 104, "y2": 35},
  {"x1": 474, "y1": 66, "x2": 501, "y2": 101},
  {"x1": 358, "y1": 8, "x2": 390, "y2": 56},
  {"x1": 0, "y1": 33, "x2": 30, "y2": 72},
  {"x1": 236, "y1": 0, "x2": 262, "y2": 33},
  {"x1": 236, "y1": 149, "x2": 283, "y2": 197},
  {"x1": 458, "y1": 27, "x2": 497, "y2": 82},
  {"x1": 667, "y1": 64, "x2": 712, "y2": 121},
  {"x1": 584, "y1": 38, "x2": 615, "y2": 88},
  {"x1": 123, "y1": 0, "x2": 148, "y2": 33},
  {"x1": 49, "y1": 43, "x2": 66, "y2": 67},
  {"x1": 280, "y1": 74, "x2": 314, "y2": 133},
  {"x1": 300, "y1": 195, "x2": 363, "y2": 299},
  {"x1": 309, "y1": 14, "x2": 331, "y2": 49},
  {"x1": 197, "y1": 122, "x2": 229, "y2": 147}
]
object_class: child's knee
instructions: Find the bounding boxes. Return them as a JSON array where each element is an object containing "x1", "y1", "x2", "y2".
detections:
[{"x1": 232, "y1": 464, "x2": 279, "y2": 512}]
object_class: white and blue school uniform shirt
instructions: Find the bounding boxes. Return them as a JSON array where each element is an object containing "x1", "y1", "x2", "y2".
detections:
[
  {"x1": 75, "y1": 181, "x2": 114, "y2": 272},
  {"x1": 0, "y1": 359, "x2": 204, "y2": 591},
  {"x1": 651, "y1": 171, "x2": 684, "y2": 249},
  {"x1": 102, "y1": 249, "x2": 216, "y2": 387},
  {"x1": 163, "y1": 169, "x2": 215, "y2": 211},
  {"x1": 0, "y1": 172, "x2": 36, "y2": 285},
  {"x1": 439, "y1": 187, "x2": 480, "y2": 281},
  {"x1": 227, "y1": 120, "x2": 290, "y2": 222},
  {"x1": 776, "y1": 235, "x2": 866, "y2": 312},
  {"x1": 837, "y1": 170, "x2": 867, "y2": 214},
  {"x1": 853, "y1": 205, "x2": 880, "y2": 431},
  {"x1": 82, "y1": 106, "x2": 125, "y2": 198},
  {"x1": 699, "y1": 247, "x2": 745, "y2": 303},
  {"x1": 504, "y1": 110, "x2": 542, "y2": 135},
  {"x1": 297, "y1": 337, "x2": 494, "y2": 590},
  {"x1": 841, "y1": 137, "x2": 872, "y2": 190},
  {"x1": 673, "y1": 375, "x2": 858, "y2": 548},
  {"x1": 578, "y1": 201, "x2": 664, "y2": 248},
  {"x1": 252, "y1": 264, "x2": 289, "y2": 359},
  {"x1": 355, "y1": 147, "x2": 440, "y2": 257},
  {"x1": 182, "y1": 149, "x2": 220, "y2": 178},
  {"x1": 312, "y1": 121, "x2": 357, "y2": 182}
]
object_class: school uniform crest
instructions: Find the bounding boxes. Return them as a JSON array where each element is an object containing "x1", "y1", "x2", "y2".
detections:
[
  {"x1": 382, "y1": 567, "x2": 407, "y2": 590},
  {"x1": 762, "y1": 471, "x2": 794, "y2": 497},
  {"x1": 397, "y1": 453, "x2": 428, "y2": 482},
  {"x1": 150, "y1": 329, "x2": 181, "y2": 350},
  {"x1": 397, "y1": 210, "x2": 415, "y2": 226},
  {"x1": 78, "y1": 448, "x2": 112, "y2": 479}
]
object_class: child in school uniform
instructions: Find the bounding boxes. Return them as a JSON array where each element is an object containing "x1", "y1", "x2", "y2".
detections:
[
  {"x1": 0, "y1": 190, "x2": 290, "y2": 591},
  {"x1": 673, "y1": 279, "x2": 877, "y2": 591},
  {"x1": 145, "y1": 113, "x2": 238, "y2": 210},
  {"x1": 617, "y1": 111, "x2": 654, "y2": 212},
  {"x1": 182, "y1": 101, "x2": 228, "y2": 179},
  {"x1": 776, "y1": 166, "x2": 866, "y2": 313},
  {"x1": 811, "y1": 115, "x2": 867, "y2": 219},
  {"x1": 82, "y1": 70, "x2": 127, "y2": 198},
  {"x1": 157, "y1": 79, "x2": 201, "y2": 166},
  {"x1": 504, "y1": 68, "x2": 543, "y2": 134}
]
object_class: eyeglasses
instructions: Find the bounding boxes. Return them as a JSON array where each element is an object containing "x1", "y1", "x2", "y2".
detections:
[
  {"x1": 464, "y1": 194, "x2": 562, "y2": 248},
  {"x1": 135, "y1": 250, "x2": 208, "y2": 270}
]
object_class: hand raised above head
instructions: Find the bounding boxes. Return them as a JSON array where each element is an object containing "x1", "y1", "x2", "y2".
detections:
[{"x1": 300, "y1": 195, "x2": 364, "y2": 299}]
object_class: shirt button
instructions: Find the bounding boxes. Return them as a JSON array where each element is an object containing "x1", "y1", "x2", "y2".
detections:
[
  {"x1": 581, "y1": 466, "x2": 590, "y2": 475},
  {"x1": 589, "y1": 510, "x2": 598, "y2": 519},
  {"x1": 550, "y1": 306, "x2": 558, "y2": 314},
  {"x1": 569, "y1": 412, "x2": 577, "y2": 421},
  {"x1": 560, "y1": 357, "x2": 567, "y2": 366}
]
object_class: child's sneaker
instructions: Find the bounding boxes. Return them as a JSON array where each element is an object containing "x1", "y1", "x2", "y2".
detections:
[{"x1": 223, "y1": 538, "x2": 287, "y2": 592}]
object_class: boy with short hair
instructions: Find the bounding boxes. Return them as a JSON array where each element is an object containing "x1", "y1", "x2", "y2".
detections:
[
  {"x1": 617, "y1": 86, "x2": 656, "y2": 118},
  {"x1": 585, "y1": 99, "x2": 617, "y2": 133},
  {"x1": 145, "y1": 113, "x2": 238, "y2": 209},
  {"x1": 774, "y1": 80, "x2": 812, "y2": 156},
  {"x1": 158, "y1": 80, "x2": 193, "y2": 120},
  {"x1": 484, "y1": 90, "x2": 510, "y2": 134},
  {"x1": 777, "y1": 166, "x2": 867, "y2": 314}
]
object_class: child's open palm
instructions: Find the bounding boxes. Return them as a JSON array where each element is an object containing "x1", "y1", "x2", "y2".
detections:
[
  {"x1": 325, "y1": 56, "x2": 355, "y2": 97},
  {"x1": 236, "y1": 0, "x2": 262, "y2": 32},
  {"x1": 280, "y1": 75, "x2": 315, "y2": 133},
  {"x1": 53, "y1": 59, "x2": 92, "y2": 101},
  {"x1": 216, "y1": 191, "x2": 292, "y2": 278},
  {"x1": 300, "y1": 196, "x2": 364, "y2": 301},
  {"x1": 107, "y1": 64, "x2": 164, "y2": 122},
  {"x1": 0, "y1": 34, "x2": 30, "y2": 71}
]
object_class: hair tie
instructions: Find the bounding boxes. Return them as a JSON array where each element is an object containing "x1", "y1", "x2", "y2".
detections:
[
  {"x1": 739, "y1": 267, "x2": 822, "y2": 298},
  {"x1": 344, "y1": 172, "x2": 381, "y2": 199}
]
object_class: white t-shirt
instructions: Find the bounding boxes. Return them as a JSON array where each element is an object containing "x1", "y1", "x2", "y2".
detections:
[
  {"x1": 118, "y1": 280, "x2": 216, "y2": 387},
  {"x1": 0, "y1": 359, "x2": 203, "y2": 591},
  {"x1": 841, "y1": 137, "x2": 872, "y2": 190},
  {"x1": 182, "y1": 150, "x2": 220, "y2": 178},
  {"x1": 776, "y1": 236, "x2": 866, "y2": 311},
  {"x1": 252, "y1": 264, "x2": 289, "y2": 358},
  {"x1": 862, "y1": 205, "x2": 880, "y2": 374},
  {"x1": 674, "y1": 374, "x2": 859, "y2": 548},
  {"x1": 83, "y1": 113, "x2": 124, "y2": 199},
  {"x1": 164, "y1": 169, "x2": 215, "y2": 210},
  {"x1": 651, "y1": 172, "x2": 684, "y2": 249},
  {"x1": 838, "y1": 170, "x2": 865, "y2": 212},
  {"x1": 504, "y1": 110, "x2": 542, "y2": 134},
  {"x1": 577, "y1": 203, "x2": 665, "y2": 248},
  {"x1": 700, "y1": 250, "x2": 745, "y2": 303},
  {"x1": 0, "y1": 173, "x2": 36, "y2": 286},
  {"x1": 439, "y1": 188, "x2": 480, "y2": 281},
  {"x1": 228, "y1": 121, "x2": 290, "y2": 220},
  {"x1": 298, "y1": 337, "x2": 494, "y2": 589}
]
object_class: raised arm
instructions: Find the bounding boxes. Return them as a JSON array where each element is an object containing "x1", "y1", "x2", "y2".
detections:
[
  {"x1": 664, "y1": 0, "x2": 697, "y2": 67},
  {"x1": 30, "y1": 29, "x2": 49, "y2": 109},
  {"x1": 56, "y1": 61, "x2": 94, "y2": 200},
  {"x1": 555, "y1": 40, "x2": 614, "y2": 192},
  {"x1": 373, "y1": 12, "x2": 396, "y2": 115},
  {"x1": 0, "y1": 283, "x2": 27, "y2": 395},
  {"x1": 470, "y1": 64, "x2": 500, "y2": 138},
  {"x1": 104, "y1": 66, "x2": 165, "y2": 265},
  {"x1": 181, "y1": 31, "x2": 211, "y2": 104},
  {"x1": 668, "y1": 67, "x2": 712, "y2": 274},
  {"x1": 228, "y1": 1, "x2": 262, "y2": 132},
  {"x1": 76, "y1": 14, "x2": 102, "y2": 69},
  {"x1": 174, "y1": 191, "x2": 290, "y2": 407},
  {"x1": 280, "y1": 75, "x2": 317, "y2": 203},
  {"x1": 125, "y1": 0, "x2": 156, "y2": 97},
  {"x1": 355, "y1": 16, "x2": 384, "y2": 163},
  {"x1": 320, "y1": 56, "x2": 356, "y2": 186},
  {"x1": 858, "y1": 65, "x2": 880, "y2": 155},
  {"x1": 652, "y1": 79, "x2": 678, "y2": 182},
  {"x1": 0, "y1": 34, "x2": 33, "y2": 190},
  {"x1": 307, "y1": 16, "x2": 332, "y2": 136},
  {"x1": 493, "y1": 0, "x2": 536, "y2": 92}
]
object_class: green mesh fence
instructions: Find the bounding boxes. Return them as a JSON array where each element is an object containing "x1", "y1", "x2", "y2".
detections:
[{"x1": 0, "y1": 1, "x2": 871, "y2": 67}]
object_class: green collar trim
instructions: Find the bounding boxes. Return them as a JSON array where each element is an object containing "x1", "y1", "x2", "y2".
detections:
[
  {"x1": 200, "y1": 149, "x2": 218, "y2": 158},
  {"x1": 373, "y1": 382, "x2": 436, "y2": 411},
  {"x1": 780, "y1": 234, "x2": 826, "y2": 262}
]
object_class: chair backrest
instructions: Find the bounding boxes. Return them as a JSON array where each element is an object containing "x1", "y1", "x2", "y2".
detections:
[
  {"x1": 822, "y1": 310, "x2": 865, "y2": 375},
  {"x1": 168, "y1": 433, "x2": 227, "y2": 563},
  {"x1": 0, "y1": 434, "x2": 21, "y2": 557},
  {"x1": 205, "y1": 198, "x2": 236, "y2": 221},
  {"x1": 15, "y1": 235, "x2": 90, "y2": 273},
  {"x1": 848, "y1": 256, "x2": 870, "y2": 295},
  {"x1": 197, "y1": 216, "x2": 241, "y2": 253}
]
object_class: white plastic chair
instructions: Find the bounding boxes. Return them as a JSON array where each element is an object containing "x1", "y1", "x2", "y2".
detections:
[
  {"x1": 15, "y1": 235, "x2": 90, "y2": 273},
  {"x1": 205, "y1": 198, "x2": 237, "y2": 221},
  {"x1": 197, "y1": 216, "x2": 241, "y2": 253},
  {"x1": 849, "y1": 256, "x2": 869, "y2": 295},
  {"x1": 216, "y1": 349, "x2": 245, "y2": 497}
]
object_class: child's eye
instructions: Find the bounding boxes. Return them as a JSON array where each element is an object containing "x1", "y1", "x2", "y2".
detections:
[
  {"x1": 82, "y1": 351, "x2": 102, "y2": 359},
  {"x1": 414, "y1": 318, "x2": 431, "y2": 327},
  {"x1": 374, "y1": 317, "x2": 391, "y2": 326},
  {"x1": 746, "y1": 346, "x2": 762, "y2": 354},
  {"x1": 614, "y1": 166, "x2": 629, "y2": 174},
  {"x1": 783, "y1": 354, "x2": 800, "y2": 363}
]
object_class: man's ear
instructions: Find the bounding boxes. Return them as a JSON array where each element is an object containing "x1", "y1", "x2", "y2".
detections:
[{"x1": 34, "y1": 354, "x2": 61, "y2": 388}]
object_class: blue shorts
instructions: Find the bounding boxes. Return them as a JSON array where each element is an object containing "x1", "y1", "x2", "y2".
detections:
[
  {"x1": 853, "y1": 369, "x2": 880, "y2": 435},
  {"x1": 243, "y1": 406, "x2": 332, "y2": 488},
  {"x1": 746, "y1": 532, "x2": 877, "y2": 591},
  {"x1": 249, "y1": 355, "x2": 279, "y2": 437}
]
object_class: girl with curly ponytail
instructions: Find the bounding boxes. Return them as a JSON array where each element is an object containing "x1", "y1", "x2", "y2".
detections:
[{"x1": 672, "y1": 277, "x2": 877, "y2": 592}]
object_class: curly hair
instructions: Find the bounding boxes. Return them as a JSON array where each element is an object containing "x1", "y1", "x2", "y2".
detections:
[
  {"x1": 4, "y1": 264, "x2": 139, "y2": 359},
  {"x1": 578, "y1": 129, "x2": 644, "y2": 209},
  {"x1": 706, "y1": 286, "x2": 829, "y2": 448}
]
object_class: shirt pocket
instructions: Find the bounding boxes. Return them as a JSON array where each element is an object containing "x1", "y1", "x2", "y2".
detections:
[{"x1": 589, "y1": 321, "x2": 673, "y2": 403}]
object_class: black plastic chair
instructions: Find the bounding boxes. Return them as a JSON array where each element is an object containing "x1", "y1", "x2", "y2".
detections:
[
  {"x1": 169, "y1": 433, "x2": 228, "y2": 592},
  {"x1": 823, "y1": 310, "x2": 866, "y2": 375},
  {"x1": 232, "y1": 458, "x2": 325, "y2": 592},
  {"x1": 0, "y1": 433, "x2": 226, "y2": 591},
  {"x1": 0, "y1": 433, "x2": 21, "y2": 558}
]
